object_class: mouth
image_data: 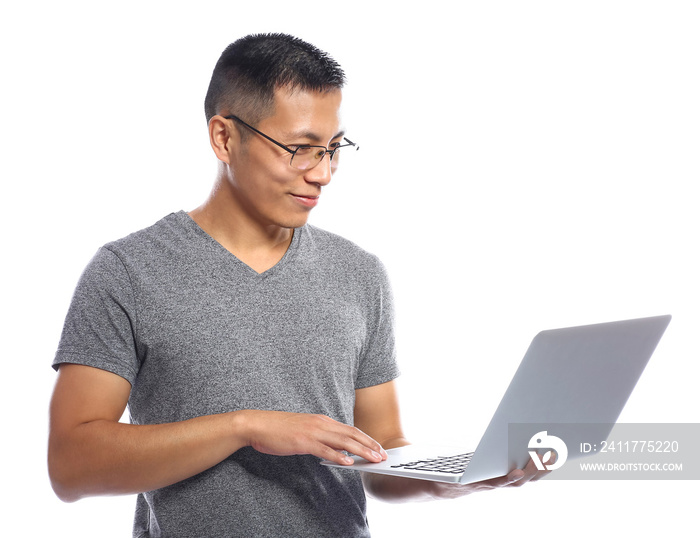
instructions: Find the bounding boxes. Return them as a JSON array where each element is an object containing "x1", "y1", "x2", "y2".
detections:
[{"x1": 290, "y1": 193, "x2": 320, "y2": 208}]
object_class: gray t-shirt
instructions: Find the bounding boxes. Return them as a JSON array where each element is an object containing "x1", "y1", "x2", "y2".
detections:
[{"x1": 53, "y1": 211, "x2": 399, "y2": 537}]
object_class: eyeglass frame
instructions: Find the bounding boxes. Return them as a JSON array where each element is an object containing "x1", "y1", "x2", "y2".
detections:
[{"x1": 224, "y1": 114, "x2": 358, "y2": 170}]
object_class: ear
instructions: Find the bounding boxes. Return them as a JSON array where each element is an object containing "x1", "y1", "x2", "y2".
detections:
[{"x1": 208, "y1": 115, "x2": 238, "y2": 164}]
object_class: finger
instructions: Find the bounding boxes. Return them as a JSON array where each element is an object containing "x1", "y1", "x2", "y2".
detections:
[
  {"x1": 521, "y1": 453, "x2": 551, "y2": 482},
  {"x1": 288, "y1": 416, "x2": 386, "y2": 464},
  {"x1": 504, "y1": 469, "x2": 534, "y2": 487},
  {"x1": 316, "y1": 418, "x2": 388, "y2": 460},
  {"x1": 322, "y1": 429, "x2": 386, "y2": 463},
  {"x1": 468, "y1": 469, "x2": 525, "y2": 492},
  {"x1": 315, "y1": 445, "x2": 357, "y2": 466},
  {"x1": 346, "y1": 428, "x2": 388, "y2": 458}
]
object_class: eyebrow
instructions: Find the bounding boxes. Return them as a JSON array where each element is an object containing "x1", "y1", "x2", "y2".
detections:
[{"x1": 285, "y1": 129, "x2": 346, "y2": 144}]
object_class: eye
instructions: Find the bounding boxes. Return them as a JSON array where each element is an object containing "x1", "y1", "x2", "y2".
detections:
[
  {"x1": 292, "y1": 146, "x2": 327, "y2": 160},
  {"x1": 291, "y1": 145, "x2": 313, "y2": 155}
]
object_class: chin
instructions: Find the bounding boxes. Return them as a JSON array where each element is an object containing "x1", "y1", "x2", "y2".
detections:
[
  {"x1": 275, "y1": 214, "x2": 312, "y2": 230},
  {"x1": 287, "y1": 218, "x2": 311, "y2": 230}
]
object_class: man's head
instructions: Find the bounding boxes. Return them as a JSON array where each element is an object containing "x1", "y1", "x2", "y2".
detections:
[
  {"x1": 204, "y1": 33, "x2": 346, "y2": 132},
  {"x1": 203, "y1": 34, "x2": 351, "y2": 231}
]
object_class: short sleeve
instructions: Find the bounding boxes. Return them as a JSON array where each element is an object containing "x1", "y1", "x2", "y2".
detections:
[
  {"x1": 355, "y1": 256, "x2": 400, "y2": 389},
  {"x1": 52, "y1": 246, "x2": 141, "y2": 385}
]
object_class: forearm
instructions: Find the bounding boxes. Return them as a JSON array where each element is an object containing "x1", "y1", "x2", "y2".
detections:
[
  {"x1": 362, "y1": 472, "x2": 446, "y2": 503},
  {"x1": 49, "y1": 411, "x2": 248, "y2": 502},
  {"x1": 49, "y1": 407, "x2": 386, "y2": 503}
]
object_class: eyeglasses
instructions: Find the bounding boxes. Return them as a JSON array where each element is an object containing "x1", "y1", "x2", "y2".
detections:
[{"x1": 224, "y1": 115, "x2": 359, "y2": 172}]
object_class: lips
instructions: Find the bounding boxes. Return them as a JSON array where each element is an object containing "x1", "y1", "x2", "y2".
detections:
[{"x1": 290, "y1": 193, "x2": 320, "y2": 208}]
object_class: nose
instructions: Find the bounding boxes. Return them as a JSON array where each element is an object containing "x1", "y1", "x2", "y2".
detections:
[{"x1": 303, "y1": 153, "x2": 333, "y2": 187}]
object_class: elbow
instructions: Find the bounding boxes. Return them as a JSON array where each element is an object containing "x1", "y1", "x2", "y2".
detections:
[
  {"x1": 48, "y1": 461, "x2": 82, "y2": 503},
  {"x1": 51, "y1": 480, "x2": 82, "y2": 504},
  {"x1": 49, "y1": 471, "x2": 83, "y2": 503},
  {"x1": 48, "y1": 444, "x2": 85, "y2": 503}
]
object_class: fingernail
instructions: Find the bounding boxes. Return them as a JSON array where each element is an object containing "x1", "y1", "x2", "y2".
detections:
[{"x1": 344, "y1": 456, "x2": 354, "y2": 465}]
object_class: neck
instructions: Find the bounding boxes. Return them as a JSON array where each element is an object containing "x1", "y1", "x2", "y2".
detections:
[{"x1": 188, "y1": 177, "x2": 295, "y2": 274}]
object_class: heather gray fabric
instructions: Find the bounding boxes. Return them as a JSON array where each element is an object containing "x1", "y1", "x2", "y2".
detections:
[{"x1": 53, "y1": 211, "x2": 399, "y2": 537}]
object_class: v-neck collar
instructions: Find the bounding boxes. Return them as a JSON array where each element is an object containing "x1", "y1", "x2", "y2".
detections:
[{"x1": 175, "y1": 210, "x2": 302, "y2": 279}]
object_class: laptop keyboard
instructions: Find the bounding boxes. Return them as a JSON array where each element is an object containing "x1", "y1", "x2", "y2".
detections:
[{"x1": 390, "y1": 452, "x2": 474, "y2": 474}]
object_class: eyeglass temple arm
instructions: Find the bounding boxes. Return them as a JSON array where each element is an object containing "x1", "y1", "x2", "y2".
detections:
[
  {"x1": 227, "y1": 114, "x2": 358, "y2": 153},
  {"x1": 225, "y1": 115, "x2": 295, "y2": 155},
  {"x1": 342, "y1": 138, "x2": 359, "y2": 150}
]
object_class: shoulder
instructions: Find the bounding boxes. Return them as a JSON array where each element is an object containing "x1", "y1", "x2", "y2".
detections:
[
  {"x1": 78, "y1": 211, "x2": 202, "y2": 291},
  {"x1": 300, "y1": 225, "x2": 387, "y2": 275},
  {"x1": 297, "y1": 225, "x2": 392, "y2": 298},
  {"x1": 103, "y1": 212, "x2": 191, "y2": 258}
]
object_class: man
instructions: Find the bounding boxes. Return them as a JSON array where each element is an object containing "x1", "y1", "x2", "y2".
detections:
[{"x1": 49, "y1": 33, "x2": 542, "y2": 537}]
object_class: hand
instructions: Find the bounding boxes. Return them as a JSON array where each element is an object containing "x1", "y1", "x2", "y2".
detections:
[
  {"x1": 429, "y1": 451, "x2": 551, "y2": 500},
  {"x1": 240, "y1": 410, "x2": 388, "y2": 466}
]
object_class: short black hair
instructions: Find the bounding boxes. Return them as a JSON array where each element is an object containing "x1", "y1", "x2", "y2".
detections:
[{"x1": 204, "y1": 33, "x2": 345, "y2": 128}]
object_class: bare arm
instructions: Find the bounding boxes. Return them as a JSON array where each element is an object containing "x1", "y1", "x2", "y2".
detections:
[
  {"x1": 354, "y1": 380, "x2": 436, "y2": 502},
  {"x1": 48, "y1": 363, "x2": 385, "y2": 502},
  {"x1": 355, "y1": 381, "x2": 545, "y2": 503}
]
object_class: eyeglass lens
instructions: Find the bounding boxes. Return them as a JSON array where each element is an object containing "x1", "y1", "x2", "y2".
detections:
[{"x1": 291, "y1": 147, "x2": 341, "y2": 171}]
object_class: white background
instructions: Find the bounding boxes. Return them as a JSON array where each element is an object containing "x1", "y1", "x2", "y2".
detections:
[{"x1": 2, "y1": 1, "x2": 698, "y2": 536}]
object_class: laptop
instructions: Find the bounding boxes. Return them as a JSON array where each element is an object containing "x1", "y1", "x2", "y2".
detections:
[{"x1": 322, "y1": 315, "x2": 671, "y2": 484}]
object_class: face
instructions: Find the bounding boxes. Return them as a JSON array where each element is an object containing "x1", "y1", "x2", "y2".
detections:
[{"x1": 222, "y1": 87, "x2": 344, "y2": 231}]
